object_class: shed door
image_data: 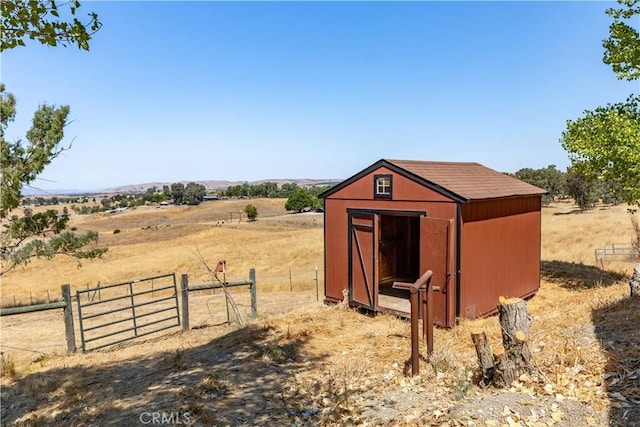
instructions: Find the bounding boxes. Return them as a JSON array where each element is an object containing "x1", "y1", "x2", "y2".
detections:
[
  {"x1": 421, "y1": 217, "x2": 455, "y2": 327},
  {"x1": 349, "y1": 212, "x2": 378, "y2": 310}
]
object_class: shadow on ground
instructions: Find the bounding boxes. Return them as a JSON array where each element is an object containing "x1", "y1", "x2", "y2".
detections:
[
  {"x1": 541, "y1": 260, "x2": 627, "y2": 290},
  {"x1": 1, "y1": 323, "x2": 327, "y2": 426},
  {"x1": 592, "y1": 295, "x2": 640, "y2": 426},
  {"x1": 552, "y1": 209, "x2": 585, "y2": 216}
]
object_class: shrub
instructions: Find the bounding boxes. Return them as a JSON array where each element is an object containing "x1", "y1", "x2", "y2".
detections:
[{"x1": 244, "y1": 204, "x2": 258, "y2": 222}]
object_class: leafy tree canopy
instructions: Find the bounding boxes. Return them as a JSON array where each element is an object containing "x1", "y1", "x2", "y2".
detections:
[
  {"x1": 244, "y1": 204, "x2": 258, "y2": 222},
  {"x1": 561, "y1": 95, "x2": 640, "y2": 208},
  {"x1": 561, "y1": 1, "x2": 639, "y2": 210},
  {"x1": 1, "y1": 1, "x2": 104, "y2": 276},
  {"x1": 171, "y1": 183, "x2": 185, "y2": 205},
  {"x1": 285, "y1": 189, "x2": 319, "y2": 213},
  {"x1": 0, "y1": 84, "x2": 69, "y2": 217},
  {"x1": 1, "y1": 85, "x2": 107, "y2": 275},
  {"x1": 603, "y1": 0, "x2": 640, "y2": 80},
  {"x1": 565, "y1": 171, "x2": 599, "y2": 211},
  {"x1": 514, "y1": 165, "x2": 566, "y2": 203},
  {"x1": 184, "y1": 182, "x2": 206, "y2": 205},
  {"x1": 1, "y1": 0, "x2": 101, "y2": 51}
]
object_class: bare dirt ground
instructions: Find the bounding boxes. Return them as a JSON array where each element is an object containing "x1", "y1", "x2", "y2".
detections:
[
  {"x1": 1, "y1": 291, "x2": 630, "y2": 426},
  {"x1": 1, "y1": 199, "x2": 639, "y2": 426}
]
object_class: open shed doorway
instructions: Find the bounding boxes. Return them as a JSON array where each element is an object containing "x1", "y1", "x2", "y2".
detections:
[{"x1": 377, "y1": 214, "x2": 420, "y2": 314}]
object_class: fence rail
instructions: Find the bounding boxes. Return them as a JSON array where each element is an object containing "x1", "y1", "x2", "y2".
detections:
[
  {"x1": 2, "y1": 267, "x2": 325, "y2": 356},
  {"x1": 0, "y1": 284, "x2": 76, "y2": 353},
  {"x1": 0, "y1": 300, "x2": 66, "y2": 316},
  {"x1": 76, "y1": 273, "x2": 180, "y2": 352},
  {"x1": 594, "y1": 243, "x2": 640, "y2": 266},
  {"x1": 180, "y1": 270, "x2": 256, "y2": 331}
]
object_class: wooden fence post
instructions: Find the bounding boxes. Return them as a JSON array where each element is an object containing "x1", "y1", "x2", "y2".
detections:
[
  {"x1": 181, "y1": 274, "x2": 189, "y2": 331},
  {"x1": 315, "y1": 266, "x2": 319, "y2": 302},
  {"x1": 61, "y1": 284, "x2": 76, "y2": 353},
  {"x1": 250, "y1": 268, "x2": 257, "y2": 318}
]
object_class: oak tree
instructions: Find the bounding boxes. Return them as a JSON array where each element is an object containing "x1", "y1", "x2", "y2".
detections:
[
  {"x1": 561, "y1": 96, "x2": 639, "y2": 208},
  {"x1": 285, "y1": 189, "x2": 317, "y2": 213},
  {"x1": 0, "y1": 1, "x2": 105, "y2": 276},
  {"x1": 1, "y1": 85, "x2": 107, "y2": 276},
  {"x1": 1, "y1": 0, "x2": 101, "y2": 51},
  {"x1": 561, "y1": 0, "x2": 639, "y2": 209},
  {"x1": 244, "y1": 204, "x2": 258, "y2": 222},
  {"x1": 603, "y1": 0, "x2": 640, "y2": 80}
]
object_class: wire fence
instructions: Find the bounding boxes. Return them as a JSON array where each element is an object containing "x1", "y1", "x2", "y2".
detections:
[
  {"x1": 0, "y1": 289, "x2": 62, "y2": 309},
  {"x1": 1, "y1": 267, "x2": 325, "y2": 308},
  {"x1": 0, "y1": 267, "x2": 325, "y2": 361},
  {"x1": 181, "y1": 267, "x2": 324, "y2": 328},
  {"x1": 594, "y1": 243, "x2": 640, "y2": 267}
]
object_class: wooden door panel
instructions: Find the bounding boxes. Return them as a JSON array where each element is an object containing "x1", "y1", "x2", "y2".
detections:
[
  {"x1": 420, "y1": 217, "x2": 454, "y2": 327},
  {"x1": 349, "y1": 213, "x2": 377, "y2": 310}
]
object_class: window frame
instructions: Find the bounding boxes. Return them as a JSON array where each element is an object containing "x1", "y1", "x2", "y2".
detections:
[{"x1": 374, "y1": 174, "x2": 393, "y2": 199}]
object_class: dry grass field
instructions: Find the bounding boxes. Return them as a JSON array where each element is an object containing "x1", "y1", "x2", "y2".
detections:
[
  {"x1": 1, "y1": 198, "x2": 324, "y2": 304},
  {"x1": 1, "y1": 198, "x2": 639, "y2": 426}
]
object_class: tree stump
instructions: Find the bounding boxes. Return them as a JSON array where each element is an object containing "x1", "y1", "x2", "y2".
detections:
[
  {"x1": 492, "y1": 345, "x2": 518, "y2": 388},
  {"x1": 470, "y1": 297, "x2": 534, "y2": 387},
  {"x1": 630, "y1": 265, "x2": 640, "y2": 298},
  {"x1": 471, "y1": 328, "x2": 494, "y2": 387},
  {"x1": 498, "y1": 297, "x2": 534, "y2": 372}
]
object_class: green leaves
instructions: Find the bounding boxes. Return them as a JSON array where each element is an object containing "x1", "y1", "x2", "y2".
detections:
[
  {"x1": 244, "y1": 204, "x2": 258, "y2": 221},
  {"x1": 1, "y1": 85, "x2": 71, "y2": 218},
  {"x1": 562, "y1": 2, "x2": 639, "y2": 209},
  {"x1": 560, "y1": 95, "x2": 640, "y2": 208},
  {"x1": 285, "y1": 189, "x2": 320, "y2": 213},
  {"x1": 0, "y1": 2, "x2": 105, "y2": 276},
  {"x1": 185, "y1": 182, "x2": 206, "y2": 205},
  {"x1": 603, "y1": 0, "x2": 640, "y2": 81},
  {"x1": 1, "y1": 209, "x2": 107, "y2": 275},
  {"x1": 1, "y1": 84, "x2": 107, "y2": 276},
  {"x1": 1, "y1": 0, "x2": 101, "y2": 52}
]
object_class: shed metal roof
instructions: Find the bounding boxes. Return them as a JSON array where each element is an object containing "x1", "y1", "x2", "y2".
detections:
[{"x1": 322, "y1": 159, "x2": 547, "y2": 202}]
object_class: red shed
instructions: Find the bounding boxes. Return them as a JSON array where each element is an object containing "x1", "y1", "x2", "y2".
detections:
[{"x1": 321, "y1": 159, "x2": 546, "y2": 328}]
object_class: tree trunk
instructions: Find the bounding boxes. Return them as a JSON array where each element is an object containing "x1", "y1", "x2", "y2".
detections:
[
  {"x1": 497, "y1": 297, "x2": 534, "y2": 372},
  {"x1": 630, "y1": 265, "x2": 640, "y2": 298},
  {"x1": 471, "y1": 297, "x2": 535, "y2": 388},
  {"x1": 492, "y1": 345, "x2": 518, "y2": 388},
  {"x1": 471, "y1": 328, "x2": 494, "y2": 387}
]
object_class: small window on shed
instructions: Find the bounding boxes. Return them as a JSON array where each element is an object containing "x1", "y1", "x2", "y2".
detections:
[{"x1": 374, "y1": 174, "x2": 392, "y2": 198}]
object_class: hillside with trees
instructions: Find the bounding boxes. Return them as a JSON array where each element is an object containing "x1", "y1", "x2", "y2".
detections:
[{"x1": 511, "y1": 165, "x2": 626, "y2": 211}]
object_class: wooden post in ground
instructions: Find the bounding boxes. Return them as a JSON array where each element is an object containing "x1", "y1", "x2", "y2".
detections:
[
  {"x1": 181, "y1": 274, "x2": 189, "y2": 331},
  {"x1": 421, "y1": 284, "x2": 435, "y2": 356},
  {"x1": 393, "y1": 270, "x2": 434, "y2": 376},
  {"x1": 250, "y1": 268, "x2": 257, "y2": 318},
  {"x1": 61, "y1": 284, "x2": 76, "y2": 353}
]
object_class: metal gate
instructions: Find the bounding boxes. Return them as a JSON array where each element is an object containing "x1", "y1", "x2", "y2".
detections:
[{"x1": 76, "y1": 273, "x2": 180, "y2": 352}]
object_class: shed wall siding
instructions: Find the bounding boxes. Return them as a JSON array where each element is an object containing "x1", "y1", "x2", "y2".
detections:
[{"x1": 459, "y1": 197, "x2": 541, "y2": 318}]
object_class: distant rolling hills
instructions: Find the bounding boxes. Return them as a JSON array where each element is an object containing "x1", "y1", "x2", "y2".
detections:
[{"x1": 23, "y1": 179, "x2": 342, "y2": 196}]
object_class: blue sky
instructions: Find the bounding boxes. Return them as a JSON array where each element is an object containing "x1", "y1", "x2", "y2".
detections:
[{"x1": 2, "y1": 1, "x2": 637, "y2": 192}]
